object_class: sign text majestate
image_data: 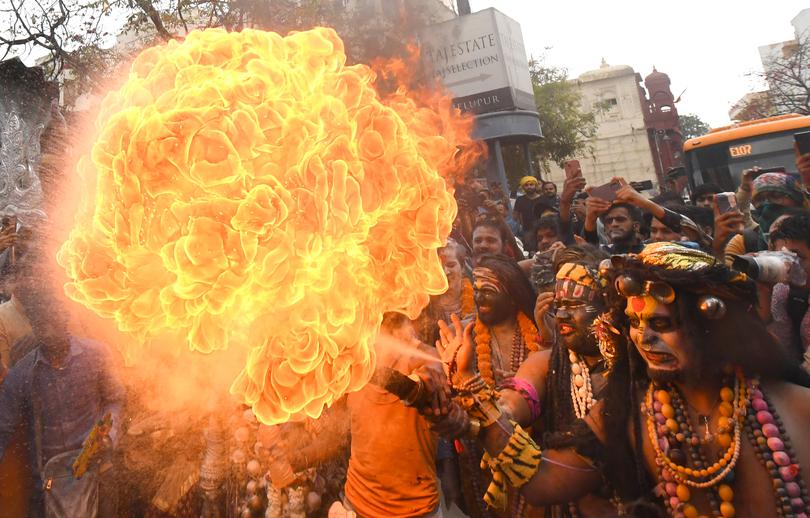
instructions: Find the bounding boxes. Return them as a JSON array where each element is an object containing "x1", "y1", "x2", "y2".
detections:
[{"x1": 424, "y1": 34, "x2": 497, "y2": 65}]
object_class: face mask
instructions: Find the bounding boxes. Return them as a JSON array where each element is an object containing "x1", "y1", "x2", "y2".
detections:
[{"x1": 752, "y1": 202, "x2": 789, "y2": 241}]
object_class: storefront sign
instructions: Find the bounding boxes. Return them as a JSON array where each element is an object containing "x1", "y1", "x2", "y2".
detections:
[{"x1": 419, "y1": 8, "x2": 535, "y2": 115}]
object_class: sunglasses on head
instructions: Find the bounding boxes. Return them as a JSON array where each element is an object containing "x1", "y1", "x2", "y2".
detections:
[{"x1": 614, "y1": 275, "x2": 676, "y2": 304}]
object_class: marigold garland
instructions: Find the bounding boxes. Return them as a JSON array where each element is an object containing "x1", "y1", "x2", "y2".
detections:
[
  {"x1": 475, "y1": 312, "x2": 538, "y2": 387},
  {"x1": 460, "y1": 278, "x2": 475, "y2": 317}
]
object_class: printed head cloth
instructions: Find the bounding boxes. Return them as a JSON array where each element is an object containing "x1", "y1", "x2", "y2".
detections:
[
  {"x1": 555, "y1": 262, "x2": 606, "y2": 303},
  {"x1": 752, "y1": 172, "x2": 805, "y2": 206}
]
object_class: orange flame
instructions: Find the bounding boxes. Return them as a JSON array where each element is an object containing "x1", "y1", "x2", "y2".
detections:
[{"x1": 57, "y1": 27, "x2": 482, "y2": 424}]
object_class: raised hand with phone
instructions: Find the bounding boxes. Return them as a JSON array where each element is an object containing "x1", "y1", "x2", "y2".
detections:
[
  {"x1": 558, "y1": 160, "x2": 588, "y2": 243},
  {"x1": 712, "y1": 192, "x2": 746, "y2": 259}
]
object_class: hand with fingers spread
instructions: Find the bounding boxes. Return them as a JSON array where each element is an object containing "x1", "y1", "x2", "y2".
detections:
[{"x1": 436, "y1": 313, "x2": 475, "y2": 387}]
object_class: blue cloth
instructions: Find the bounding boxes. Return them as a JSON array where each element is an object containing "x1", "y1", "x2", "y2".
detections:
[{"x1": 0, "y1": 336, "x2": 124, "y2": 477}]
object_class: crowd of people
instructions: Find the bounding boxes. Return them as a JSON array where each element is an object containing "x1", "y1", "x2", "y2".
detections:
[{"x1": 2, "y1": 150, "x2": 810, "y2": 518}]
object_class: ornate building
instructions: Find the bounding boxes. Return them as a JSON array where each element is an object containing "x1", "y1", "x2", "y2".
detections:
[
  {"x1": 642, "y1": 68, "x2": 684, "y2": 186},
  {"x1": 545, "y1": 61, "x2": 683, "y2": 190}
]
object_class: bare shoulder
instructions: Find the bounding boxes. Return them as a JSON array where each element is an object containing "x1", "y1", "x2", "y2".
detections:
[
  {"x1": 762, "y1": 380, "x2": 810, "y2": 417},
  {"x1": 761, "y1": 380, "x2": 810, "y2": 469}
]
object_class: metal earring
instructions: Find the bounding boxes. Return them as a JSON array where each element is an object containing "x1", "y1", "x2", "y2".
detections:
[{"x1": 697, "y1": 295, "x2": 726, "y2": 320}]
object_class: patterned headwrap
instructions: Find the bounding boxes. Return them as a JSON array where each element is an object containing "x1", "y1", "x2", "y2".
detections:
[
  {"x1": 554, "y1": 262, "x2": 606, "y2": 303},
  {"x1": 519, "y1": 176, "x2": 538, "y2": 188},
  {"x1": 473, "y1": 267, "x2": 507, "y2": 295},
  {"x1": 608, "y1": 242, "x2": 752, "y2": 301},
  {"x1": 752, "y1": 172, "x2": 805, "y2": 205},
  {"x1": 597, "y1": 243, "x2": 755, "y2": 371}
]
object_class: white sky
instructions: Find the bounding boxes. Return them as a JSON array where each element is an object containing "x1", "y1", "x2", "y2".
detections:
[{"x1": 470, "y1": 0, "x2": 807, "y2": 128}]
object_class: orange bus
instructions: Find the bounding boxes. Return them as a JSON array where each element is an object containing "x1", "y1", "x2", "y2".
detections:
[{"x1": 683, "y1": 114, "x2": 810, "y2": 191}]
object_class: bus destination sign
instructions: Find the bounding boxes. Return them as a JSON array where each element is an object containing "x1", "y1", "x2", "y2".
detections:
[{"x1": 729, "y1": 144, "x2": 753, "y2": 158}]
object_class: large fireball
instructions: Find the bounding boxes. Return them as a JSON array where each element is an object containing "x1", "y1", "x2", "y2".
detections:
[{"x1": 57, "y1": 27, "x2": 480, "y2": 423}]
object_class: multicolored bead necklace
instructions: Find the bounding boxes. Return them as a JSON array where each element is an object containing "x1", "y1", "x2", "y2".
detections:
[
  {"x1": 644, "y1": 370, "x2": 810, "y2": 517},
  {"x1": 745, "y1": 380, "x2": 810, "y2": 518}
]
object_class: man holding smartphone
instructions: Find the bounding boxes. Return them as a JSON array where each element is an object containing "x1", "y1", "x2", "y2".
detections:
[{"x1": 582, "y1": 178, "x2": 645, "y2": 254}]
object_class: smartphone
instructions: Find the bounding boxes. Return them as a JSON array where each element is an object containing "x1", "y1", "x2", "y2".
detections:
[
  {"x1": 564, "y1": 159, "x2": 582, "y2": 179},
  {"x1": 630, "y1": 180, "x2": 654, "y2": 191},
  {"x1": 589, "y1": 180, "x2": 622, "y2": 202},
  {"x1": 795, "y1": 131, "x2": 810, "y2": 155},
  {"x1": 714, "y1": 192, "x2": 737, "y2": 214}
]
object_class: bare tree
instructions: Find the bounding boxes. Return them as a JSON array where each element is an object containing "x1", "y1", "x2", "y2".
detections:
[
  {"x1": 1, "y1": 0, "x2": 441, "y2": 109},
  {"x1": 757, "y1": 30, "x2": 810, "y2": 115}
]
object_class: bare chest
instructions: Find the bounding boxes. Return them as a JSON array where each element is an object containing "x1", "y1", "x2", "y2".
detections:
[{"x1": 638, "y1": 391, "x2": 810, "y2": 518}]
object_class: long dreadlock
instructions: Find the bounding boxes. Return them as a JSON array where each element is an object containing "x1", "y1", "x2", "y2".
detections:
[{"x1": 540, "y1": 245, "x2": 608, "y2": 449}]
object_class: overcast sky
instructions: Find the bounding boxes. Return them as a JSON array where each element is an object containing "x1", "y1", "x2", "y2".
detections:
[{"x1": 469, "y1": 0, "x2": 807, "y2": 128}]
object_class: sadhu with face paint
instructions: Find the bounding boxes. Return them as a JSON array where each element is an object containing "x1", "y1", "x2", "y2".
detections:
[
  {"x1": 437, "y1": 245, "x2": 618, "y2": 517},
  {"x1": 431, "y1": 242, "x2": 810, "y2": 517},
  {"x1": 439, "y1": 253, "x2": 540, "y2": 518}
]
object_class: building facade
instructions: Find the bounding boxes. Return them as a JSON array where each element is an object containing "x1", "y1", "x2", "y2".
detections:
[
  {"x1": 545, "y1": 61, "x2": 681, "y2": 189},
  {"x1": 731, "y1": 8, "x2": 810, "y2": 121}
]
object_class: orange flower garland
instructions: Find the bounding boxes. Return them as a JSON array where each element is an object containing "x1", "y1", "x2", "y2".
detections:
[
  {"x1": 475, "y1": 312, "x2": 538, "y2": 387},
  {"x1": 460, "y1": 278, "x2": 475, "y2": 318}
]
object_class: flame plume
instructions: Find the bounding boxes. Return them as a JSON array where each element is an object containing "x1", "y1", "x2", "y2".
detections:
[{"x1": 57, "y1": 27, "x2": 481, "y2": 424}]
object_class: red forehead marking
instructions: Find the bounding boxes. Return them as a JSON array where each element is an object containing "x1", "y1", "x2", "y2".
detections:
[{"x1": 630, "y1": 296, "x2": 646, "y2": 313}]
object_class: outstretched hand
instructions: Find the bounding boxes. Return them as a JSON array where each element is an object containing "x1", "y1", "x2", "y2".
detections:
[{"x1": 436, "y1": 313, "x2": 475, "y2": 386}]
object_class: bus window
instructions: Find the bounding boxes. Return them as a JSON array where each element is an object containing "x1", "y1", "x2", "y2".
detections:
[{"x1": 688, "y1": 130, "x2": 801, "y2": 191}]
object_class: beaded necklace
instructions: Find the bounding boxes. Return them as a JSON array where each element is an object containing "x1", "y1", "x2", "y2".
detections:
[
  {"x1": 474, "y1": 312, "x2": 538, "y2": 387},
  {"x1": 568, "y1": 351, "x2": 596, "y2": 419},
  {"x1": 644, "y1": 371, "x2": 810, "y2": 517},
  {"x1": 745, "y1": 380, "x2": 810, "y2": 518}
]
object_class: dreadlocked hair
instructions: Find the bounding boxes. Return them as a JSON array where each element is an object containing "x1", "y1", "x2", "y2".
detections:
[
  {"x1": 600, "y1": 286, "x2": 652, "y2": 501},
  {"x1": 541, "y1": 339, "x2": 576, "y2": 441},
  {"x1": 542, "y1": 245, "x2": 609, "y2": 451}
]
